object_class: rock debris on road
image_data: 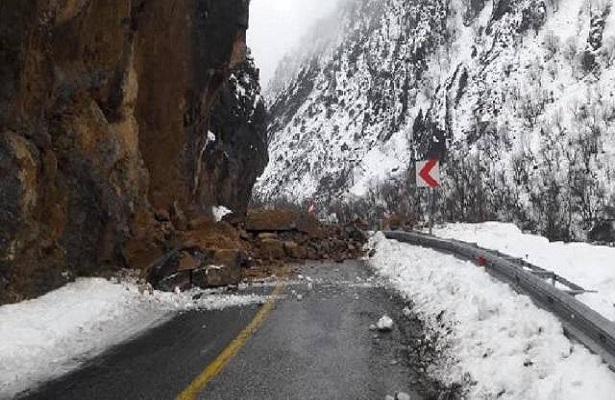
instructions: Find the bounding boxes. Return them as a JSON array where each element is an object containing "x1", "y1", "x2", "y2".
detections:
[{"x1": 21, "y1": 261, "x2": 458, "y2": 400}]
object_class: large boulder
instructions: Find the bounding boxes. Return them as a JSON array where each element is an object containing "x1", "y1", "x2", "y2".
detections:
[
  {"x1": 283, "y1": 241, "x2": 308, "y2": 260},
  {"x1": 245, "y1": 209, "x2": 321, "y2": 235},
  {"x1": 146, "y1": 246, "x2": 249, "y2": 291},
  {"x1": 257, "y1": 238, "x2": 286, "y2": 260}
]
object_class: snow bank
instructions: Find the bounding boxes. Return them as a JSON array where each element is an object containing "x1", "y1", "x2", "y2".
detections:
[
  {"x1": 369, "y1": 233, "x2": 615, "y2": 400},
  {"x1": 0, "y1": 278, "x2": 267, "y2": 398},
  {"x1": 431, "y1": 222, "x2": 615, "y2": 321}
]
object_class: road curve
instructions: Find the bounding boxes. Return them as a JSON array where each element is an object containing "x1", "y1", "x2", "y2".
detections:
[{"x1": 20, "y1": 261, "x2": 455, "y2": 400}]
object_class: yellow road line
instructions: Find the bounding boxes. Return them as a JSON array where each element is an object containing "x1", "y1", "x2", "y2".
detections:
[{"x1": 177, "y1": 283, "x2": 286, "y2": 400}]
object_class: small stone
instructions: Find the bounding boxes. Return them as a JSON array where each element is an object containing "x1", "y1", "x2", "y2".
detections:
[
  {"x1": 402, "y1": 307, "x2": 412, "y2": 317},
  {"x1": 257, "y1": 232, "x2": 279, "y2": 240},
  {"x1": 154, "y1": 209, "x2": 170, "y2": 222},
  {"x1": 377, "y1": 315, "x2": 394, "y2": 332},
  {"x1": 396, "y1": 392, "x2": 412, "y2": 400}
]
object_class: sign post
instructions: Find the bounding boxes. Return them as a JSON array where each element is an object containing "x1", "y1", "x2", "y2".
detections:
[{"x1": 416, "y1": 159, "x2": 440, "y2": 235}]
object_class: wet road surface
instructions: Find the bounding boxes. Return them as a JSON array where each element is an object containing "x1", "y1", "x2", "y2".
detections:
[
  {"x1": 202, "y1": 262, "x2": 422, "y2": 399},
  {"x1": 20, "y1": 261, "x2": 446, "y2": 400}
]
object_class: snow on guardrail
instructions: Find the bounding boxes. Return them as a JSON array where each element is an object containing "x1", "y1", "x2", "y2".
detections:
[
  {"x1": 383, "y1": 230, "x2": 615, "y2": 370},
  {"x1": 430, "y1": 222, "x2": 615, "y2": 320}
]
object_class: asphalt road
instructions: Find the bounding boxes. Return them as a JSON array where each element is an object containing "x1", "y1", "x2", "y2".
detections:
[{"x1": 20, "y1": 261, "x2": 455, "y2": 400}]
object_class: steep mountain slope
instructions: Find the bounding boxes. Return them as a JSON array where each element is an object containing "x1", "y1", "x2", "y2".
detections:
[{"x1": 256, "y1": 0, "x2": 615, "y2": 241}]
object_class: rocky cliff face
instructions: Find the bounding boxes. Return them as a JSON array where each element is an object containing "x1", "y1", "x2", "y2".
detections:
[
  {"x1": 0, "y1": 0, "x2": 266, "y2": 303},
  {"x1": 208, "y1": 53, "x2": 268, "y2": 214},
  {"x1": 257, "y1": 0, "x2": 615, "y2": 242}
]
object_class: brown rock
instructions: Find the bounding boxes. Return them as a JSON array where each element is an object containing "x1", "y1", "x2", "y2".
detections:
[
  {"x1": 239, "y1": 230, "x2": 252, "y2": 241},
  {"x1": 333, "y1": 239, "x2": 347, "y2": 251},
  {"x1": 170, "y1": 202, "x2": 188, "y2": 231},
  {"x1": 124, "y1": 236, "x2": 165, "y2": 271},
  {"x1": 221, "y1": 212, "x2": 245, "y2": 226},
  {"x1": 187, "y1": 217, "x2": 214, "y2": 231},
  {"x1": 192, "y1": 264, "x2": 242, "y2": 288},
  {"x1": 306, "y1": 247, "x2": 318, "y2": 260},
  {"x1": 245, "y1": 209, "x2": 320, "y2": 234},
  {"x1": 257, "y1": 232, "x2": 279, "y2": 240},
  {"x1": 154, "y1": 209, "x2": 171, "y2": 222},
  {"x1": 178, "y1": 221, "x2": 247, "y2": 256},
  {"x1": 177, "y1": 252, "x2": 202, "y2": 272},
  {"x1": 258, "y1": 238, "x2": 286, "y2": 260},
  {"x1": 160, "y1": 221, "x2": 175, "y2": 236},
  {"x1": 214, "y1": 249, "x2": 240, "y2": 267},
  {"x1": 284, "y1": 241, "x2": 308, "y2": 260}
]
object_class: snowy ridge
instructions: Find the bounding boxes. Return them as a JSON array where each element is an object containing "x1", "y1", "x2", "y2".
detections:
[
  {"x1": 369, "y1": 233, "x2": 615, "y2": 399},
  {"x1": 257, "y1": 0, "x2": 615, "y2": 240}
]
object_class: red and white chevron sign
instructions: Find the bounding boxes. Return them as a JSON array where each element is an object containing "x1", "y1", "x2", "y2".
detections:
[{"x1": 416, "y1": 159, "x2": 440, "y2": 188}]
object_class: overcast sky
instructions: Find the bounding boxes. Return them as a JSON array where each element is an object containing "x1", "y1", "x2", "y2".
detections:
[{"x1": 248, "y1": 0, "x2": 341, "y2": 88}]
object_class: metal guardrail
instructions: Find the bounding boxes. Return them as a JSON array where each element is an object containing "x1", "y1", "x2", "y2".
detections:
[
  {"x1": 473, "y1": 246, "x2": 596, "y2": 297},
  {"x1": 384, "y1": 230, "x2": 615, "y2": 369}
]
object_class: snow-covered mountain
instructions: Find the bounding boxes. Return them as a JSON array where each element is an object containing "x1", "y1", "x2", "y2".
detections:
[{"x1": 255, "y1": 0, "x2": 615, "y2": 241}]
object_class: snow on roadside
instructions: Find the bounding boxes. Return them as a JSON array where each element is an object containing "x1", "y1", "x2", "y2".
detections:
[
  {"x1": 369, "y1": 232, "x2": 615, "y2": 400},
  {"x1": 0, "y1": 278, "x2": 268, "y2": 399},
  {"x1": 430, "y1": 222, "x2": 615, "y2": 321}
]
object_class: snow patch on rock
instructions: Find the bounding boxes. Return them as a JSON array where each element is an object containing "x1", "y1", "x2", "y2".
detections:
[{"x1": 212, "y1": 206, "x2": 232, "y2": 222}]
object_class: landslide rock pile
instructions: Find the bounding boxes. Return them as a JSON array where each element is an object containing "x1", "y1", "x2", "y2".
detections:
[
  {"x1": 243, "y1": 209, "x2": 367, "y2": 263},
  {"x1": 146, "y1": 209, "x2": 368, "y2": 291}
]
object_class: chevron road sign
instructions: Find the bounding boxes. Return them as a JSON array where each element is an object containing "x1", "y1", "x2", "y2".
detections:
[{"x1": 416, "y1": 159, "x2": 440, "y2": 188}]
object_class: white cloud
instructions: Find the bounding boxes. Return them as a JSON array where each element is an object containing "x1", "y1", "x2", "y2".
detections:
[{"x1": 248, "y1": 0, "x2": 341, "y2": 87}]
